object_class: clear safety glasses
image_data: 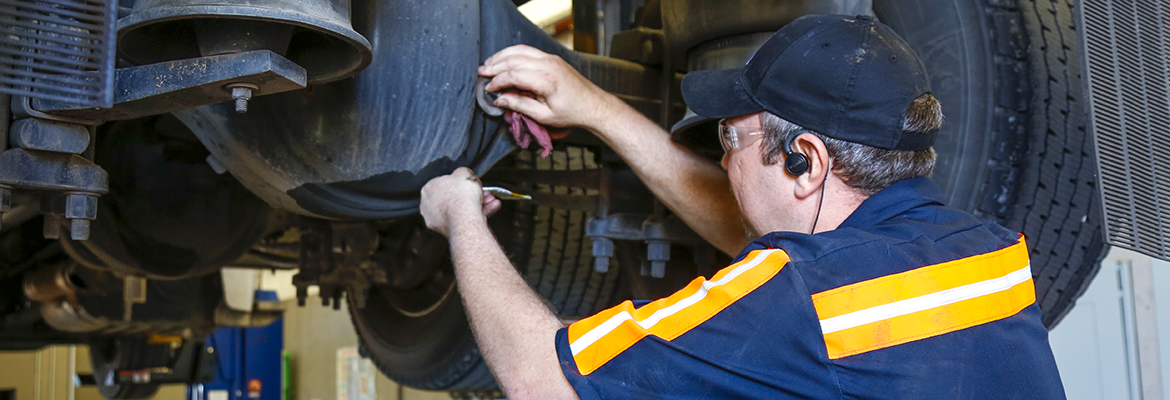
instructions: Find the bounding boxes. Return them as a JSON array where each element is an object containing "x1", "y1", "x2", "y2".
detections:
[{"x1": 718, "y1": 118, "x2": 766, "y2": 153}]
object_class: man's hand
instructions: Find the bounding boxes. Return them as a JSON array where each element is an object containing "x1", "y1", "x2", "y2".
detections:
[
  {"x1": 481, "y1": 46, "x2": 749, "y2": 255},
  {"x1": 479, "y1": 45, "x2": 617, "y2": 130},
  {"x1": 420, "y1": 167, "x2": 502, "y2": 237}
]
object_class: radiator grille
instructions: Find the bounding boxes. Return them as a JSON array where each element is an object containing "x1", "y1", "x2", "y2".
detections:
[
  {"x1": 0, "y1": 0, "x2": 115, "y2": 108},
  {"x1": 1080, "y1": 0, "x2": 1170, "y2": 261}
]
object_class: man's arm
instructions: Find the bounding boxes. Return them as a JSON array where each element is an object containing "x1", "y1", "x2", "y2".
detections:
[
  {"x1": 420, "y1": 168, "x2": 580, "y2": 400},
  {"x1": 479, "y1": 45, "x2": 749, "y2": 254}
]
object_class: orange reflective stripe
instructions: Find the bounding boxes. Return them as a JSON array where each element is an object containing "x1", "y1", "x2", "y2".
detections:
[
  {"x1": 821, "y1": 279, "x2": 1034, "y2": 359},
  {"x1": 567, "y1": 249, "x2": 790, "y2": 375},
  {"x1": 812, "y1": 237, "x2": 1034, "y2": 359}
]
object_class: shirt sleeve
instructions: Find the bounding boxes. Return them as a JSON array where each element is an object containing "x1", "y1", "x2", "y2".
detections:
[
  {"x1": 551, "y1": 249, "x2": 840, "y2": 400},
  {"x1": 556, "y1": 327, "x2": 604, "y2": 400}
]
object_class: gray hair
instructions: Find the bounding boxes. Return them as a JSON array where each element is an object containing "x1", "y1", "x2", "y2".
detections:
[{"x1": 760, "y1": 93, "x2": 943, "y2": 196}]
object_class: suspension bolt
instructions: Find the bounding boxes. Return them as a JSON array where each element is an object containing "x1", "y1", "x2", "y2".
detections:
[
  {"x1": 226, "y1": 83, "x2": 259, "y2": 113},
  {"x1": 646, "y1": 240, "x2": 670, "y2": 278},
  {"x1": 64, "y1": 192, "x2": 99, "y2": 241},
  {"x1": 591, "y1": 237, "x2": 614, "y2": 273}
]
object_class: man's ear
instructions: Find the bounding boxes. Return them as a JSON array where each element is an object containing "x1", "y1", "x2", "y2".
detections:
[{"x1": 792, "y1": 133, "x2": 829, "y2": 199}]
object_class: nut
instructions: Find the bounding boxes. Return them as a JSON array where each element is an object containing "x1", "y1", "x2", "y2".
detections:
[
  {"x1": 226, "y1": 83, "x2": 259, "y2": 114},
  {"x1": 64, "y1": 193, "x2": 99, "y2": 241},
  {"x1": 64, "y1": 193, "x2": 98, "y2": 220}
]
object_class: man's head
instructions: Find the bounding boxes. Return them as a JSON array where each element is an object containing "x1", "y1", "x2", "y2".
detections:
[
  {"x1": 679, "y1": 14, "x2": 942, "y2": 234},
  {"x1": 758, "y1": 93, "x2": 942, "y2": 196}
]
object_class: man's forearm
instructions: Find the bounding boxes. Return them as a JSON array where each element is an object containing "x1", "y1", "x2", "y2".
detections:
[
  {"x1": 587, "y1": 96, "x2": 749, "y2": 254},
  {"x1": 447, "y1": 214, "x2": 578, "y2": 400}
]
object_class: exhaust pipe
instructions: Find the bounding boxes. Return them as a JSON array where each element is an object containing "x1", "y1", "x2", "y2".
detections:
[{"x1": 23, "y1": 261, "x2": 83, "y2": 303}]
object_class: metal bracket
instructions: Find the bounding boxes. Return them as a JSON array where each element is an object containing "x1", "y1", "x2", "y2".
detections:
[
  {"x1": 610, "y1": 27, "x2": 666, "y2": 66},
  {"x1": 29, "y1": 50, "x2": 308, "y2": 122},
  {"x1": 9, "y1": 118, "x2": 91, "y2": 154},
  {"x1": 586, "y1": 214, "x2": 704, "y2": 277},
  {"x1": 292, "y1": 221, "x2": 388, "y2": 310},
  {"x1": 0, "y1": 149, "x2": 107, "y2": 193}
]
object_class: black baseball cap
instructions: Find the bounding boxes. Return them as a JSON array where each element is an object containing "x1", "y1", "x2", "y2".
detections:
[{"x1": 674, "y1": 14, "x2": 936, "y2": 151}]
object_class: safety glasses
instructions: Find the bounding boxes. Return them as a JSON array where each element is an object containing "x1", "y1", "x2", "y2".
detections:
[{"x1": 718, "y1": 118, "x2": 766, "y2": 153}]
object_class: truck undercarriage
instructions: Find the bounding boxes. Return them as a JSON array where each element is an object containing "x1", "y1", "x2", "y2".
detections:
[{"x1": 0, "y1": 0, "x2": 1106, "y2": 396}]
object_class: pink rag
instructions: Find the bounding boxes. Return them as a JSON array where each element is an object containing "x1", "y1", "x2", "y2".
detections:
[{"x1": 504, "y1": 111, "x2": 568, "y2": 158}]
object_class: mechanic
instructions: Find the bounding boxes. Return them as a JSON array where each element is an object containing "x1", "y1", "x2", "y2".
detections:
[{"x1": 419, "y1": 14, "x2": 1065, "y2": 399}]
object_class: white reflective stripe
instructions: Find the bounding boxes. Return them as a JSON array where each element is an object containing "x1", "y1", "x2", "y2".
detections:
[
  {"x1": 569, "y1": 249, "x2": 781, "y2": 356},
  {"x1": 818, "y1": 264, "x2": 1033, "y2": 334}
]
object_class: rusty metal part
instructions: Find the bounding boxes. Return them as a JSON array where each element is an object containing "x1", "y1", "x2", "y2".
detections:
[
  {"x1": 40, "y1": 299, "x2": 204, "y2": 335},
  {"x1": 293, "y1": 220, "x2": 389, "y2": 309},
  {"x1": 23, "y1": 261, "x2": 82, "y2": 303}
]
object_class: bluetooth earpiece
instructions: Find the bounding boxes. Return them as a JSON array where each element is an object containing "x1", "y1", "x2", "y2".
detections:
[{"x1": 783, "y1": 130, "x2": 810, "y2": 175}]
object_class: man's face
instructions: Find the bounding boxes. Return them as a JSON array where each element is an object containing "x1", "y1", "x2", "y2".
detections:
[{"x1": 721, "y1": 113, "x2": 793, "y2": 237}]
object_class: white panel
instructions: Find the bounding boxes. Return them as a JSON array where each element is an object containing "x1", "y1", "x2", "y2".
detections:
[
  {"x1": 221, "y1": 267, "x2": 258, "y2": 311},
  {"x1": 1151, "y1": 257, "x2": 1170, "y2": 400},
  {"x1": 1050, "y1": 254, "x2": 1134, "y2": 400}
]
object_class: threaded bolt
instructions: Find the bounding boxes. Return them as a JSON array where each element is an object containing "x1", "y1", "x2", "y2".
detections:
[{"x1": 225, "y1": 83, "x2": 259, "y2": 114}]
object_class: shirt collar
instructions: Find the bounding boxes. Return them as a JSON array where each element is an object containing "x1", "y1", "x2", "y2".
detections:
[
  {"x1": 734, "y1": 177, "x2": 946, "y2": 262},
  {"x1": 837, "y1": 177, "x2": 946, "y2": 229}
]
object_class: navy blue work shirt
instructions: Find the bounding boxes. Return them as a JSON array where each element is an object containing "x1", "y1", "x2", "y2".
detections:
[{"x1": 555, "y1": 177, "x2": 1066, "y2": 399}]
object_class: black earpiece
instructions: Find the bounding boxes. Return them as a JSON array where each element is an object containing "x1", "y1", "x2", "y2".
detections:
[{"x1": 783, "y1": 130, "x2": 810, "y2": 175}]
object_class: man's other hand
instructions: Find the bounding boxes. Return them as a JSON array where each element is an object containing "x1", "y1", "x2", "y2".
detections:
[
  {"x1": 479, "y1": 45, "x2": 616, "y2": 130},
  {"x1": 420, "y1": 167, "x2": 502, "y2": 237}
]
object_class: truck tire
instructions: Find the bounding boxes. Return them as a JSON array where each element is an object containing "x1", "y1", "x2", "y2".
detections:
[
  {"x1": 874, "y1": 0, "x2": 1103, "y2": 328},
  {"x1": 348, "y1": 146, "x2": 627, "y2": 391}
]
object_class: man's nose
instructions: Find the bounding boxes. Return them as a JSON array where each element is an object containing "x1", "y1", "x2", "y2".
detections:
[{"x1": 721, "y1": 153, "x2": 730, "y2": 170}]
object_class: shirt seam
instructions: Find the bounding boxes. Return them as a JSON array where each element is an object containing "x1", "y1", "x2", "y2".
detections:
[{"x1": 788, "y1": 262, "x2": 847, "y2": 399}]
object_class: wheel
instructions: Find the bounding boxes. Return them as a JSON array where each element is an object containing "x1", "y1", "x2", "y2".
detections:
[
  {"x1": 62, "y1": 115, "x2": 270, "y2": 279},
  {"x1": 348, "y1": 218, "x2": 494, "y2": 391},
  {"x1": 874, "y1": 0, "x2": 1104, "y2": 328},
  {"x1": 348, "y1": 146, "x2": 629, "y2": 391},
  {"x1": 89, "y1": 336, "x2": 164, "y2": 399}
]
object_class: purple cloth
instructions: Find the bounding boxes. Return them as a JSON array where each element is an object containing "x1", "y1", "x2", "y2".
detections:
[{"x1": 505, "y1": 110, "x2": 567, "y2": 158}]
